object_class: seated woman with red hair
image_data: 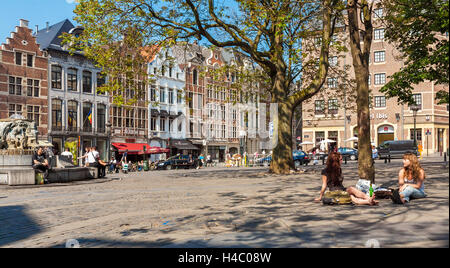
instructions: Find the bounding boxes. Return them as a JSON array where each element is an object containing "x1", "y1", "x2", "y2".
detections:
[{"x1": 315, "y1": 152, "x2": 378, "y2": 206}]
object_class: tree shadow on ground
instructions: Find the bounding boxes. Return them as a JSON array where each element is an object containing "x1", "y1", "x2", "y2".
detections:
[{"x1": 0, "y1": 205, "x2": 43, "y2": 247}]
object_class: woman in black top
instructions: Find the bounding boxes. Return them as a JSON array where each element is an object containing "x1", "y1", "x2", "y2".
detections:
[{"x1": 315, "y1": 152, "x2": 378, "y2": 206}]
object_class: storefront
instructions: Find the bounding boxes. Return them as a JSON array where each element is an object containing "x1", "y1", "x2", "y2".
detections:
[
  {"x1": 377, "y1": 125, "x2": 395, "y2": 145},
  {"x1": 170, "y1": 139, "x2": 199, "y2": 157}
]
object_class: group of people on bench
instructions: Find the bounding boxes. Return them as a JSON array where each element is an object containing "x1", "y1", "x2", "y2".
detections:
[{"x1": 32, "y1": 146, "x2": 107, "y2": 184}]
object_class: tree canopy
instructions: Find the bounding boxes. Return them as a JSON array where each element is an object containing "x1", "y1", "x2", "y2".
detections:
[{"x1": 380, "y1": 0, "x2": 449, "y2": 105}]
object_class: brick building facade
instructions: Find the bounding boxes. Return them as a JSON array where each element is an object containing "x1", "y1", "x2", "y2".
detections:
[
  {"x1": 301, "y1": 8, "x2": 449, "y2": 154},
  {"x1": 0, "y1": 19, "x2": 48, "y2": 140}
]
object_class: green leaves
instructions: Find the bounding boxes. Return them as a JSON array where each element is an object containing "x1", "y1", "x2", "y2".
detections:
[{"x1": 381, "y1": 0, "x2": 449, "y2": 104}]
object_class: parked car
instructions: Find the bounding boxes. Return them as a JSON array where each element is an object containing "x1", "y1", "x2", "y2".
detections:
[
  {"x1": 156, "y1": 154, "x2": 198, "y2": 170},
  {"x1": 293, "y1": 150, "x2": 311, "y2": 166},
  {"x1": 256, "y1": 150, "x2": 310, "y2": 167},
  {"x1": 377, "y1": 140, "x2": 418, "y2": 159},
  {"x1": 338, "y1": 147, "x2": 358, "y2": 161}
]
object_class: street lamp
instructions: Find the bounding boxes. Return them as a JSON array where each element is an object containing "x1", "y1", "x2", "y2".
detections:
[
  {"x1": 411, "y1": 105, "x2": 420, "y2": 148},
  {"x1": 106, "y1": 122, "x2": 112, "y2": 160}
]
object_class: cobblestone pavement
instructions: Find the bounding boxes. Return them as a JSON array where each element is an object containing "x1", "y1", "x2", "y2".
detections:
[{"x1": 0, "y1": 158, "x2": 448, "y2": 248}]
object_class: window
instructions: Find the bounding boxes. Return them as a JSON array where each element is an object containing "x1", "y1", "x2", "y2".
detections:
[
  {"x1": 327, "y1": 78, "x2": 337, "y2": 88},
  {"x1": 27, "y1": 79, "x2": 39, "y2": 97},
  {"x1": 51, "y1": 65, "x2": 62, "y2": 89},
  {"x1": 82, "y1": 102, "x2": 93, "y2": 131},
  {"x1": 64, "y1": 68, "x2": 76, "y2": 91},
  {"x1": 27, "y1": 54, "x2": 33, "y2": 67},
  {"x1": 374, "y1": 51, "x2": 385, "y2": 62},
  {"x1": 161, "y1": 66, "x2": 166, "y2": 76},
  {"x1": 315, "y1": 100, "x2": 325, "y2": 115},
  {"x1": 150, "y1": 117, "x2": 157, "y2": 131},
  {"x1": 329, "y1": 56, "x2": 338, "y2": 67},
  {"x1": 188, "y1": 92, "x2": 193, "y2": 109},
  {"x1": 97, "y1": 104, "x2": 106, "y2": 133},
  {"x1": 374, "y1": 73, "x2": 386, "y2": 85},
  {"x1": 124, "y1": 108, "x2": 134, "y2": 128},
  {"x1": 193, "y1": 69, "x2": 198, "y2": 85},
  {"x1": 160, "y1": 87, "x2": 166, "y2": 103},
  {"x1": 328, "y1": 99, "x2": 338, "y2": 114},
  {"x1": 374, "y1": 8, "x2": 383, "y2": 18},
  {"x1": 67, "y1": 100, "x2": 78, "y2": 130},
  {"x1": 168, "y1": 89, "x2": 174, "y2": 104},
  {"x1": 177, "y1": 90, "x2": 183, "y2": 104},
  {"x1": 150, "y1": 85, "x2": 157, "y2": 102},
  {"x1": 198, "y1": 94, "x2": 203, "y2": 110},
  {"x1": 411, "y1": 94, "x2": 422, "y2": 109},
  {"x1": 8, "y1": 104, "x2": 22, "y2": 117},
  {"x1": 374, "y1": 29, "x2": 385, "y2": 40},
  {"x1": 315, "y1": 131, "x2": 325, "y2": 143},
  {"x1": 9, "y1": 76, "x2": 22, "y2": 95},
  {"x1": 178, "y1": 121, "x2": 183, "y2": 132},
  {"x1": 160, "y1": 118, "x2": 166, "y2": 132},
  {"x1": 27, "y1": 106, "x2": 40, "y2": 126},
  {"x1": 82, "y1": 71, "x2": 92, "y2": 93},
  {"x1": 112, "y1": 106, "x2": 123, "y2": 128},
  {"x1": 221, "y1": 105, "x2": 226, "y2": 120},
  {"x1": 368, "y1": 74, "x2": 371, "y2": 85},
  {"x1": 410, "y1": 128, "x2": 422, "y2": 142},
  {"x1": 169, "y1": 65, "x2": 173, "y2": 78},
  {"x1": 137, "y1": 109, "x2": 147, "y2": 129},
  {"x1": 375, "y1": 96, "x2": 386, "y2": 107},
  {"x1": 52, "y1": 99, "x2": 62, "y2": 130},
  {"x1": 15, "y1": 52, "x2": 22, "y2": 65}
]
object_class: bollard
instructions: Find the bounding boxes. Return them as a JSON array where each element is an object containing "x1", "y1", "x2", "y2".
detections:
[
  {"x1": 322, "y1": 156, "x2": 325, "y2": 165},
  {"x1": 345, "y1": 156, "x2": 347, "y2": 165},
  {"x1": 384, "y1": 157, "x2": 387, "y2": 164},
  {"x1": 445, "y1": 153, "x2": 447, "y2": 163},
  {"x1": 388, "y1": 154, "x2": 391, "y2": 163}
]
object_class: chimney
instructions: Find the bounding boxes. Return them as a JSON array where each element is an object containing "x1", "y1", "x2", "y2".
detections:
[
  {"x1": 35, "y1": 25, "x2": 39, "y2": 35},
  {"x1": 46, "y1": 22, "x2": 49, "y2": 32},
  {"x1": 19, "y1": 19, "x2": 29, "y2": 28}
]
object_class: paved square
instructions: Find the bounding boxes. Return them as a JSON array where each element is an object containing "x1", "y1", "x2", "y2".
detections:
[{"x1": 0, "y1": 158, "x2": 448, "y2": 248}]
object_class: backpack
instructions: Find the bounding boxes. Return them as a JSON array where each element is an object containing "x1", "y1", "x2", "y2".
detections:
[{"x1": 322, "y1": 190, "x2": 352, "y2": 205}]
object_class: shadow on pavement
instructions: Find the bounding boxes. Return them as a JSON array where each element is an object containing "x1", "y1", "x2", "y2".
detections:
[{"x1": 0, "y1": 205, "x2": 43, "y2": 247}]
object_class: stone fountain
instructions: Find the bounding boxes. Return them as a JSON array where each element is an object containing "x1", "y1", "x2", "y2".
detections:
[{"x1": 0, "y1": 118, "x2": 47, "y2": 185}]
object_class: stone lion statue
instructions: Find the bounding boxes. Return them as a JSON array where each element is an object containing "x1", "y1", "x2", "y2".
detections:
[{"x1": 0, "y1": 119, "x2": 40, "y2": 150}]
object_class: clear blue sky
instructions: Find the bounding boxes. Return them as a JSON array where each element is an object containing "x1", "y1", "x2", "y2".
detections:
[{"x1": 0, "y1": 0, "x2": 77, "y2": 43}]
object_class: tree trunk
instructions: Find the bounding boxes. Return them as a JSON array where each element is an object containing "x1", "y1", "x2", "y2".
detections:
[
  {"x1": 348, "y1": 0, "x2": 375, "y2": 183},
  {"x1": 269, "y1": 68, "x2": 294, "y2": 174},
  {"x1": 355, "y1": 66, "x2": 375, "y2": 183},
  {"x1": 270, "y1": 101, "x2": 294, "y2": 174}
]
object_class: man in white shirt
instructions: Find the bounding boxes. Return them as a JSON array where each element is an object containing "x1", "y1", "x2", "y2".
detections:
[
  {"x1": 91, "y1": 146, "x2": 106, "y2": 178},
  {"x1": 61, "y1": 148, "x2": 73, "y2": 157}
]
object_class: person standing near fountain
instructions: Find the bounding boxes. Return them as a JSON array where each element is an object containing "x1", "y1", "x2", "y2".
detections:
[{"x1": 32, "y1": 147, "x2": 50, "y2": 184}]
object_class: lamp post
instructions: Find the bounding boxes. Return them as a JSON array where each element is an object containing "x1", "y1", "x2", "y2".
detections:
[
  {"x1": 411, "y1": 105, "x2": 420, "y2": 148},
  {"x1": 106, "y1": 122, "x2": 112, "y2": 161}
]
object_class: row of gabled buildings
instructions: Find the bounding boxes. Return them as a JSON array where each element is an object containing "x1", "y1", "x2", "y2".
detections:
[{"x1": 0, "y1": 19, "x2": 272, "y2": 162}]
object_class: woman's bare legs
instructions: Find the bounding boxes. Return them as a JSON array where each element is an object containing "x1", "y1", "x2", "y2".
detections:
[{"x1": 347, "y1": 186, "x2": 379, "y2": 206}]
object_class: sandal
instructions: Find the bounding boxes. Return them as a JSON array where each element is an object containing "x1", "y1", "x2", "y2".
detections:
[{"x1": 390, "y1": 189, "x2": 404, "y2": 204}]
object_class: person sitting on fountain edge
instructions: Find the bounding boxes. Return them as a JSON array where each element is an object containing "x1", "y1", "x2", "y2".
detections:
[{"x1": 32, "y1": 147, "x2": 50, "y2": 184}]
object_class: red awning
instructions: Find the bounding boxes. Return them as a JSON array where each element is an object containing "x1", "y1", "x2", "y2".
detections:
[
  {"x1": 112, "y1": 143, "x2": 169, "y2": 155},
  {"x1": 112, "y1": 143, "x2": 151, "y2": 155},
  {"x1": 140, "y1": 147, "x2": 170, "y2": 155}
]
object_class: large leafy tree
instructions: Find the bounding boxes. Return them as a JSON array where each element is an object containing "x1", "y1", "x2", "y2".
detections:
[
  {"x1": 69, "y1": 0, "x2": 343, "y2": 174},
  {"x1": 380, "y1": 0, "x2": 449, "y2": 105}
]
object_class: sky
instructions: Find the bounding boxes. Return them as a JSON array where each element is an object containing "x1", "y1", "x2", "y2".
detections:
[{"x1": 0, "y1": 0, "x2": 78, "y2": 43}]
